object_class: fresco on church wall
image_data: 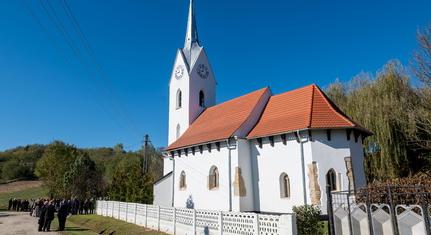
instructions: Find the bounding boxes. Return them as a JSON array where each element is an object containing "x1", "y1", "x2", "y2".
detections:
[{"x1": 308, "y1": 161, "x2": 321, "y2": 206}]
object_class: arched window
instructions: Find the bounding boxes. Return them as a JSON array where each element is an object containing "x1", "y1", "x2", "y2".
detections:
[
  {"x1": 208, "y1": 166, "x2": 219, "y2": 190},
  {"x1": 279, "y1": 173, "x2": 290, "y2": 198},
  {"x1": 179, "y1": 171, "x2": 186, "y2": 189},
  {"x1": 176, "y1": 89, "x2": 182, "y2": 109},
  {"x1": 199, "y1": 90, "x2": 205, "y2": 107},
  {"x1": 326, "y1": 169, "x2": 337, "y2": 191},
  {"x1": 176, "y1": 124, "x2": 181, "y2": 139}
]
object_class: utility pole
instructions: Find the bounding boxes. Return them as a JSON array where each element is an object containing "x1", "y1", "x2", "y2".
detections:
[{"x1": 143, "y1": 134, "x2": 149, "y2": 173}]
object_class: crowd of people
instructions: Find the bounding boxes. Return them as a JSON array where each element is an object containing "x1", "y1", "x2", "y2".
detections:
[
  {"x1": 7, "y1": 197, "x2": 95, "y2": 232},
  {"x1": 7, "y1": 198, "x2": 31, "y2": 211}
]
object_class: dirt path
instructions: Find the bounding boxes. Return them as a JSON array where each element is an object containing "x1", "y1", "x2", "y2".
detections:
[
  {"x1": 0, "y1": 211, "x2": 59, "y2": 235},
  {"x1": 0, "y1": 181, "x2": 42, "y2": 194}
]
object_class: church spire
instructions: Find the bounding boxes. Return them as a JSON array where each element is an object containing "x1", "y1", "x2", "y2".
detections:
[{"x1": 184, "y1": 0, "x2": 199, "y2": 50}]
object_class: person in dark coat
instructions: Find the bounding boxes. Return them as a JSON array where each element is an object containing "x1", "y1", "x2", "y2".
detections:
[
  {"x1": 12, "y1": 198, "x2": 17, "y2": 210},
  {"x1": 8, "y1": 198, "x2": 12, "y2": 210},
  {"x1": 57, "y1": 199, "x2": 69, "y2": 231},
  {"x1": 17, "y1": 199, "x2": 21, "y2": 211},
  {"x1": 38, "y1": 201, "x2": 48, "y2": 231},
  {"x1": 43, "y1": 200, "x2": 55, "y2": 232}
]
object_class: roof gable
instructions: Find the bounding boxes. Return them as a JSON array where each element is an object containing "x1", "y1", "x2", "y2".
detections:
[
  {"x1": 166, "y1": 87, "x2": 270, "y2": 151},
  {"x1": 247, "y1": 84, "x2": 371, "y2": 139}
]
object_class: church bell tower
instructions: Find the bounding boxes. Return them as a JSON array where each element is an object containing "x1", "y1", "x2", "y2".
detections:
[{"x1": 168, "y1": 0, "x2": 216, "y2": 146}]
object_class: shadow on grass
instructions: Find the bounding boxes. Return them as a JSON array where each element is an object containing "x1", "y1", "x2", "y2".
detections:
[{"x1": 63, "y1": 226, "x2": 92, "y2": 232}]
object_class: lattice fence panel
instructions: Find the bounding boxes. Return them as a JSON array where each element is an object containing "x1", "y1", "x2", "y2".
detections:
[
  {"x1": 196, "y1": 209, "x2": 220, "y2": 230},
  {"x1": 176, "y1": 208, "x2": 194, "y2": 226},
  {"x1": 259, "y1": 214, "x2": 279, "y2": 235},
  {"x1": 222, "y1": 212, "x2": 256, "y2": 235},
  {"x1": 160, "y1": 206, "x2": 174, "y2": 222},
  {"x1": 127, "y1": 203, "x2": 136, "y2": 223}
]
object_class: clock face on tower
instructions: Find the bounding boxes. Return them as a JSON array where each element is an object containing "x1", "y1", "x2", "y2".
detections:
[
  {"x1": 197, "y1": 64, "x2": 209, "y2": 79},
  {"x1": 175, "y1": 65, "x2": 184, "y2": 79}
]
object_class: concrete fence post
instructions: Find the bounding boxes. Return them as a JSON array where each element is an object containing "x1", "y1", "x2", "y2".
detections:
[
  {"x1": 117, "y1": 202, "x2": 120, "y2": 219},
  {"x1": 278, "y1": 214, "x2": 297, "y2": 235},
  {"x1": 134, "y1": 203, "x2": 137, "y2": 224},
  {"x1": 112, "y1": 202, "x2": 115, "y2": 218},
  {"x1": 193, "y1": 209, "x2": 197, "y2": 235},
  {"x1": 157, "y1": 206, "x2": 161, "y2": 231},
  {"x1": 218, "y1": 211, "x2": 223, "y2": 235},
  {"x1": 126, "y1": 203, "x2": 128, "y2": 221},
  {"x1": 173, "y1": 207, "x2": 176, "y2": 235},
  {"x1": 253, "y1": 213, "x2": 259, "y2": 234},
  {"x1": 144, "y1": 204, "x2": 148, "y2": 227}
]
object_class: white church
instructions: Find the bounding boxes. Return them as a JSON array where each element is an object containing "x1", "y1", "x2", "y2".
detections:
[{"x1": 153, "y1": 0, "x2": 372, "y2": 214}]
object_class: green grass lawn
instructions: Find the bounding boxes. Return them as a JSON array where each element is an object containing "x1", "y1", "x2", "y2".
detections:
[
  {"x1": 0, "y1": 186, "x2": 48, "y2": 210},
  {"x1": 53, "y1": 214, "x2": 165, "y2": 235}
]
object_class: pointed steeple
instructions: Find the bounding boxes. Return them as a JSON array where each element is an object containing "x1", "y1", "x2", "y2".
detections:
[{"x1": 184, "y1": 0, "x2": 199, "y2": 50}]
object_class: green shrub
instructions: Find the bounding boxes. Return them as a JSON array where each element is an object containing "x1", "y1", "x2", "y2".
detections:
[
  {"x1": 293, "y1": 205, "x2": 323, "y2": 235},
  {"x1": 1, "y1": 160, "x2": 33, "y2": 180}
]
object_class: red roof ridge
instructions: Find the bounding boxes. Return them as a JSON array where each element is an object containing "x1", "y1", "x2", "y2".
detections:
[
  {"x1": 308, "y1": 84, "x2": 316, "y2": 128},
  {"x1": 206, "y1": 86, "x2": 269, "y2": 110},
  {"x1": 232, "y1": 87, "x2": 271, "y2": 136},
  {"x1": 312, "y1": 85, "x2": 355, "y2": 126}
]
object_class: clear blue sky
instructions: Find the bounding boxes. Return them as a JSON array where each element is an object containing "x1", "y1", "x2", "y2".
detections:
[{"x1": 0, "y1": 0, "x2": 430, "y2": 151}]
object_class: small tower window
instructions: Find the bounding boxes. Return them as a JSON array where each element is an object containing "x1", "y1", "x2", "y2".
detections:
[
  {"x1": 326, "y1": 169, "x2": 337, "y2": 191},
  {"x1": 180, "y1": 171, "x2": 186, "y2": 189},
  {"x1": 199, "y1": 90, "x2": 205, "y2": 107},
  {"x1": 280, "y1": 173, "x2": 290, "y2": 198},
  {"x1": 176, "y1": 89, "x2": 182, "y2": 109},
  {"x1": 208, "y1": 166, "x2": 219, "y2": 190},
  {"x1": 176, "y1": 124, "x2": 181, "y2": 139}
]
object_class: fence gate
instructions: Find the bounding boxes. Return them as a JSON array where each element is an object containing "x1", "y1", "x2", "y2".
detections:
[{"x1": 326, "y1": 185, "x2": 431, "y2": 235}]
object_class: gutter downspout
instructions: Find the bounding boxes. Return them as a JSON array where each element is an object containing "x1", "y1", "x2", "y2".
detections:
[
  {"x1": 226, "y1": 138, "x2": 237, "y2": 212},
  {"x1": 297, "y1": 130, "x2": 309, "y2": 205},
  {"x1": 171, "y1": 156, "x2": 175, "y2": 207}
]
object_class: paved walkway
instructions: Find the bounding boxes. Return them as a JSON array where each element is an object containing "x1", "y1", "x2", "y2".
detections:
[{"x1": 0, "y1": 211, "x2": 59, "y2": 235}]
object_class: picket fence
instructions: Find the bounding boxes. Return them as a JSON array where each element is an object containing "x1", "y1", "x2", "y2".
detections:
[{"x1": 96, "y1": 200, "x2": 297, "y2": 235}]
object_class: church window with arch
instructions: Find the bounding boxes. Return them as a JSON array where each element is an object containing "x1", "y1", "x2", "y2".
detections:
[
  {"x1": 279, "y1": 173, "x2": 290, "y2": 198},
  {"x1": 326, "y1": 169, "x2": 337, "y2": 191},
  {"x1": 179, "y1": 171, "x2": 186, "y2": 190},
  {"x1": 199, "y1": 90, "x2": 205, "y2": 107},
  {"x1": 208, "y1": 166, "x2": 219, "y2": 190},
  {"x1": 176, "y1": 89, "x2": 182, "y2": 109}
]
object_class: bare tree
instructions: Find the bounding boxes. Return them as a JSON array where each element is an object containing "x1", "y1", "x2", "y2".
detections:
[{"x1": 414, "y1": 24, "x2": 431, "y2": 87}]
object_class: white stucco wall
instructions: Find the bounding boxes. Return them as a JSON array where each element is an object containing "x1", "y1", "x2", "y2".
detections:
[
  {"x1": 167, "y1": 48, "x2": 216, "y2": 176},
  {"x1": 188, "y1": 48, "x2": 216, "y2": 123},
  {"x1": 168, "y1": 50, "x2": 191, "y2": 146},
  {"x1": 250, "y1": 133, "x2": 312, "y2": 213},
  {"x1": 236, "y1": 139, "x2": 255, "y2": 212},
  {"x1": 348, "y1": 134, "x2": 366, "y2": 188},
  {"x1": 153, "y1": 173, "x2": 173, "y2": 207},
  {"x1": 310, "y1": 129, "x2": 358, "y2": 214},
  {"x1": 173, "y1": 141, "x2": 235, "y2": 211}
]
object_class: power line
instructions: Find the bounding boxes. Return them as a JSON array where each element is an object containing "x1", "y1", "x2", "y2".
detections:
[
  {"x1": 34, "y1": 0, "x2": 142, "y2": 139},
  {"x1": 57, "y1": 0, "x2": 143, "y2": 138}
]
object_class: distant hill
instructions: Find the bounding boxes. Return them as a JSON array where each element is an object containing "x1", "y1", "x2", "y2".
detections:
[{"x1": 0, "y1": 142, "x2": 163, "y2": 183}]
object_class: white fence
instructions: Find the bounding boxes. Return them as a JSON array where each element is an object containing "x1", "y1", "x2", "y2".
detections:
[{"x1": 96, "y1": 200, "x2": 297, "y2": 235}]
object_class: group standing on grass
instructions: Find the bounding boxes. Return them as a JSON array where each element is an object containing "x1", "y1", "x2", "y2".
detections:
[{"x1": 7, "y1": 197, "x2": 95, "y2": 232}]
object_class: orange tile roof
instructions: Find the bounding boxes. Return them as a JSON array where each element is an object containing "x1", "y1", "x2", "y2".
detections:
[
  {"x1": 166, "y1": 87, "x2": 270, "y2": 151},
  {"x1": 247, "y1": 84, "x2": 371, "y2": 138}
]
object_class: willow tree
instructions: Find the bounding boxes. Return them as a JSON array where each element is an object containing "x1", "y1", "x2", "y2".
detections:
[
  {"x1": 411, "y1": 24, "x2": 431, "y2": 155},
  {"x1": 326, "y1": 61, "x2": 422, "y2": 181}
]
